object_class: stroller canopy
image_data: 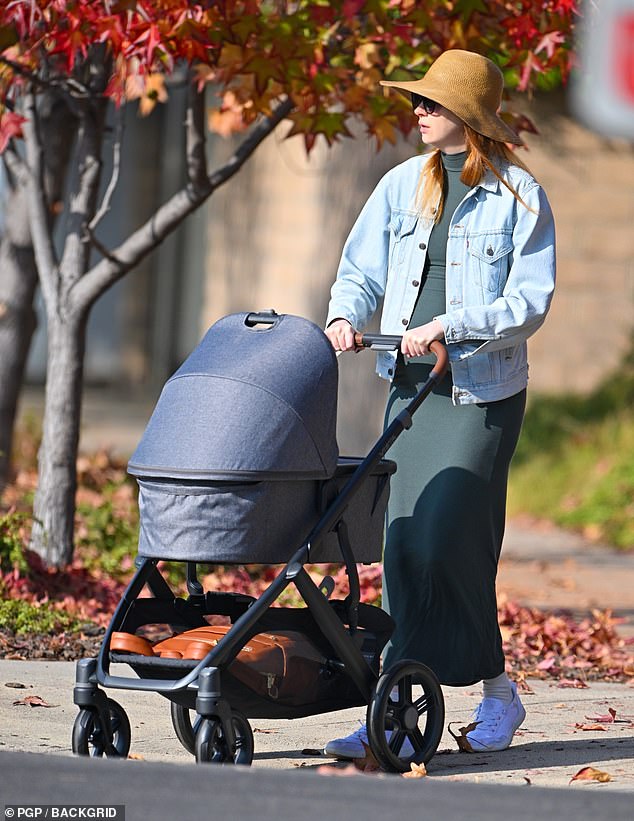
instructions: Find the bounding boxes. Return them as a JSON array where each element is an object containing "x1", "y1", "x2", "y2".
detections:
[{"x1": 128, "y1": 312, "x2": 339, "y2": 480}]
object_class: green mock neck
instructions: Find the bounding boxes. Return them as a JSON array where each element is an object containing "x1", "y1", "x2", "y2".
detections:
[{"x1": 441, "y1": 150, "x2": 467, "y2": 173}]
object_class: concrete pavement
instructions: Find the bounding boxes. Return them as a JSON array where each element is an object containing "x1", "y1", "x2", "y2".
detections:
[{"x1": 1, "y1": 658, "x2": 633, "y2": 792}]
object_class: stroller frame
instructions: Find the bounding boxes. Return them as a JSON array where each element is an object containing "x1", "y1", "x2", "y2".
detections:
[{"x1": 73, "y1": 326, "x2": 449, "y2": 772}]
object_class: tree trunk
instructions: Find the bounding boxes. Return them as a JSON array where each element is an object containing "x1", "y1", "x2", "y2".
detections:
[
  {"x1": 0, "y1": 186, "x2": 38, "y2": 487},
  {"x1": 0, "y1": 93, "x2": 77, "y2": 490},
  {"x1": 30, "y1": 312, "x2": 87, "y2": 567}
]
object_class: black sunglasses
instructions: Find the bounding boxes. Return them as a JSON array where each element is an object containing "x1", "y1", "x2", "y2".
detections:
[{"x1": 411, "y1": 93, "x2": 438, "y2": 114}]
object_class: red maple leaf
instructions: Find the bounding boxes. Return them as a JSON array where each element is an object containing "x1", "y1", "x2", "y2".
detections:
[{"x1": 0, "y1": 110, "x2": 27, "y2": 153}]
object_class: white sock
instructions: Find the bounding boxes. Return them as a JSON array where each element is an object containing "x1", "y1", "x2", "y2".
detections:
[{"x1": 482, "y1": 672, "x2": 513, "y2": 704}]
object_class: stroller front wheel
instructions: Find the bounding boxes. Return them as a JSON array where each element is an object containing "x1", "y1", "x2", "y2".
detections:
[
  {"x1": 194, "y1": 710, "x2": 254, "y2": 766},
  {"x1": 72, "y1": 699, "x2": 131, "y2": 758},
  {"x1": 366, "y1": 660, "x2": 444, "y2": 773}
]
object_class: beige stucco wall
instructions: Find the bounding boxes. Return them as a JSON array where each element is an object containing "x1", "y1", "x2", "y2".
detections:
[{"x1": 200, "y1": 91, "x2": 634, "y2": 451}]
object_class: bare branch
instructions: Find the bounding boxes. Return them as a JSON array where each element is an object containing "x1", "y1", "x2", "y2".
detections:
[
  {"x1": 59, "y1": 97, "x2": 108, "y2": 295},
  {"x1": 71, "y1": 96, "x2": 294, "y2": 313},
  {"x1": 2, "y1": 144, "x2": 29, "y2": 187},
  {"x1": 22, "y1": 90, "x2": 59, "y2": 310},
  {"x1": 0, "y1": 55, "x2": 91, "y2": 98},
  {"x1": 185, "y1": 79, "x2": 210, "y2": 197},
  {"x1": 89, "y1": 105, "x2": 125, "y2": 232}
]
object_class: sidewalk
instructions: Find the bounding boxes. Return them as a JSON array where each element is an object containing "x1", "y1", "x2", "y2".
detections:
[{"x1": 1, "y1": 659, "x2": 633, "y2": 791}]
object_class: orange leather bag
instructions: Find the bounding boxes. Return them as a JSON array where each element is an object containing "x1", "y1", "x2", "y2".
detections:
[{"x1": 112, "y1": 626, "x2": 326, "y2": 704}]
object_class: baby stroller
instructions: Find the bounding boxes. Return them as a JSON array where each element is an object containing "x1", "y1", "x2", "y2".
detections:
[{"x1": 72, "y1": 310, "x2": 448, "y2": 773}]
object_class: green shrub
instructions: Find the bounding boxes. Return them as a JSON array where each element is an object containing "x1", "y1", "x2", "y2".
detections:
[
  {"x1": 0, "y1": 510, "x2": 30, "y2": 574},
  {"x1": 509, "y1": 338, "x2": 634, "y2": 550},
  {"x1": 0, "y1": 598, "x2": 78, "y2": 635},
  {"x1": 76, "y1": 490, "x2": 139, "y2": 580}
]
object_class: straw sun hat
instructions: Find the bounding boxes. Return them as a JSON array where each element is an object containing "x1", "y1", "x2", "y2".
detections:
[{"x1": 380, "y1": 49, "x2": 522, "y2": 145}]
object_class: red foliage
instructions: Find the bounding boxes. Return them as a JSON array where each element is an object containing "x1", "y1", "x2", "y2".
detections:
[{"x1": 0, "y1": 1, "x2": 578, "y2": 152}]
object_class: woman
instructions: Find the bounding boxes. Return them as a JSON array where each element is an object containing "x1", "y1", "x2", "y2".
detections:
[{"x1": 324, "y1": 49, "x2": 556, "y2": 756}]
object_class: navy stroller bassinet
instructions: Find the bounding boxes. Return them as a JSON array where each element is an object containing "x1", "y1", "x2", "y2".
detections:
[{"x1": 128, "y1": 312, "x2": 395, "y2": 564}]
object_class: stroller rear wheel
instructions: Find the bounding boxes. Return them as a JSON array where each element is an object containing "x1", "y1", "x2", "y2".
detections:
[
  {"x1": 72, "y1": 698, "x2": 131, "y2": 758},
  {"x1": 367, "y1": 660, "x2": 444, "y2": 773},
  {"x1": 170, "y1": 703, "x2": 203, "y2": 755},
  {"x1": 195, "y1": 710, "x2": 254, "y2": 766}
]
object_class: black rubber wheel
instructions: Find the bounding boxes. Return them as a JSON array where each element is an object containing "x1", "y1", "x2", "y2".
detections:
[
  {"x1": 366, "y1": 659, "x2": 444, "y2": 773},
  {"x1": 194, "y1": 710, "x2": 254, "y2": 765},
  {"x1": 72, "y1": 698, "x2": 131, "y2": 758},
  {"x1": 170, "y1": 702, "x2": 203, "y2": 756}
]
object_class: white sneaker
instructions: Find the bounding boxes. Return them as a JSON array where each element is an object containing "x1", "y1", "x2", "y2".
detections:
[
  {"x1": 324, "y1": 721, "x2": 414, "y2": 760},
  {"x1": 466, "y1": 681, "x2": 526, "y2": 752}
]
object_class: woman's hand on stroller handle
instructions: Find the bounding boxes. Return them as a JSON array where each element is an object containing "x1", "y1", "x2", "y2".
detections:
[{"x1": 353, "y1": 332, "x2": 449, "y2": 380}]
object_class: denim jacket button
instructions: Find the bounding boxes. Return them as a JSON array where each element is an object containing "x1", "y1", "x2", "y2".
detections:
[
  {"x1": 412, "y1": 280, "x2": 420, "y2": 287},
  {"x1": 401, "y1": 318, "x2": 408, "y2": 326},
  {"x1": 419, "y1": 242, "x2": 427, "y2": 250}
]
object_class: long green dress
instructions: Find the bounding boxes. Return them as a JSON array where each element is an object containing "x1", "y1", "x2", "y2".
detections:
[{"x1": 381, "y1": 151, "x2": 526, "y2": 686}]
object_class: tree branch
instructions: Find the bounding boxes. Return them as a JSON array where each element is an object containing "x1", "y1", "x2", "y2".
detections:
[
  {"x1": 2, "y1": 144, "x2": 29, "y2": 188},
  {"x1": 88, "y1": 105, "x2": 125, "y2": 232},
  {"x1": 71, "y1": 96, "x2": 294, "y2": 313},
  {"x1": 59, "y1": 97, "x2": 108, "y2": 298},
  {"x1": 0, "y1": 55, "x2": 91, "y2": 98},
  {"x1": 22, "y1": 90, "x2": 59, "y2": 310},
  {"x1": 185, "y1": 78, "x2": 210, "y2": 198}
]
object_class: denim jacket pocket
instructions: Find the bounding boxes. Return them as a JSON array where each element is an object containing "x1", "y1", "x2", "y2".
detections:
[
  {"x1": 389, "y1": 211, "x2": 418, "y2": 266},
  {"x1": 468, "y1": 232, "x2": 513, "y2": 293}
]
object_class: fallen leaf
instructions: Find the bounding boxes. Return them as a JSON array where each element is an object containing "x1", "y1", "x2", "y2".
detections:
[
  {"x1": 584, "y1": 708, "x2": 617, "y2": 723},
  {"x1": 524, "y1": 776, "x2": 532, "y2": 785},
  {"x1": 574, "y1": 723, "x2": 608, "y2": 731},
  {"x1": 448, "y1": 722, "x2": 478, "y2": 753},
  {"x1": 12, "y1": 695, "x2": 57, "y2": 707},
  {"x1": 515, "y1": 674, "x2": 535, "y2": 695},
  {"x1": 569, "y1": 766, "x2": 612, "y2": 784},
  {"x1": 557, "y1": 679, "x2": 589, "y2": 689},
  {"x1": 402, "y1": 762, "x2": 427, "y2": 779},
  {"x1": 4, "y1": 682, "x2": 27, "y2": 689},
  {"x1": 127, "y1": 753, "x2": 144, "y2": 760},
  {"x1": 353, "y1": 741, "x2": 382, "y2": 773}
]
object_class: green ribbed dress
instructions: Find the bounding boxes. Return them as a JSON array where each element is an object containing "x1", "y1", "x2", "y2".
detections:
[{"x1": 381, "y1": 151, "x2": 526, "y2": 686}]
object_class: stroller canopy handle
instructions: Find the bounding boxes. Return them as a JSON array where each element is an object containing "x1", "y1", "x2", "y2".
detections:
[
  {"x1": 244, "y1": 309, "x2": 280, "y2": 327},
  {"x1": 354, "y1": 334, "x2": 449, "y2": 381}
]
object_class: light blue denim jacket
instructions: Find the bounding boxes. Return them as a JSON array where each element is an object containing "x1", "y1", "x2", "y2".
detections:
[{"x1": 326, "y1": 154, "x2": 556, "y2": 405}]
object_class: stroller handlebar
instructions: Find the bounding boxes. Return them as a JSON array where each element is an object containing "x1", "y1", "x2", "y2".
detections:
[{"x1": 353, "y1": 333, "x2": 449, "y2": 381}]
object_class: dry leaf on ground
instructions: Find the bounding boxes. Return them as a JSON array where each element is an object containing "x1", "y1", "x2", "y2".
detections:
[
  {"x1": 402, "y1": 762, "x2": 427, "y2": 779},
  {"x1": 584, "y1": 708, "x2": 617, "y2": 723},
  {"x1": 4, "y1": 682, "x2": 27, "y2": 688},
  {"x1": 556, "y1": 679, "x2": 589, "y2": 689},
  {"x1": 127, "y1": 753, "x2": 144, "y2": 760},
  {"x1": 12, "y1": 694, "x2": 57, "y2": 707},
  {"x1": 569, "y1": 766, "x2": 612, "y2": 784},
  {"x1": 353, "y1": 741, "x2": 382, "y2": 773},
  {"x1": 574, "y1": 723, "x2": 608, "y2": 731},
  {"x1": 447, "y1": 722, "x2": 478, "y2": 753}
]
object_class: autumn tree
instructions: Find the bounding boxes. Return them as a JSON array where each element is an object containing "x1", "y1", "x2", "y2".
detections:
[{"x1": 0, "y1": 0, "x2": 576, "y2": 568}]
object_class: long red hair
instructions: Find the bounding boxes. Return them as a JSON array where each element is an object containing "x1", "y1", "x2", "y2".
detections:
[{"x1": 415, "y1": 126, "x2": 535, "y2": 222}]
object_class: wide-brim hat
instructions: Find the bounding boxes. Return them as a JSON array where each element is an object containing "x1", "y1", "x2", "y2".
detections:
[{"x1": 380, "y1": 49, "x2": 522, "y2": 146}]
